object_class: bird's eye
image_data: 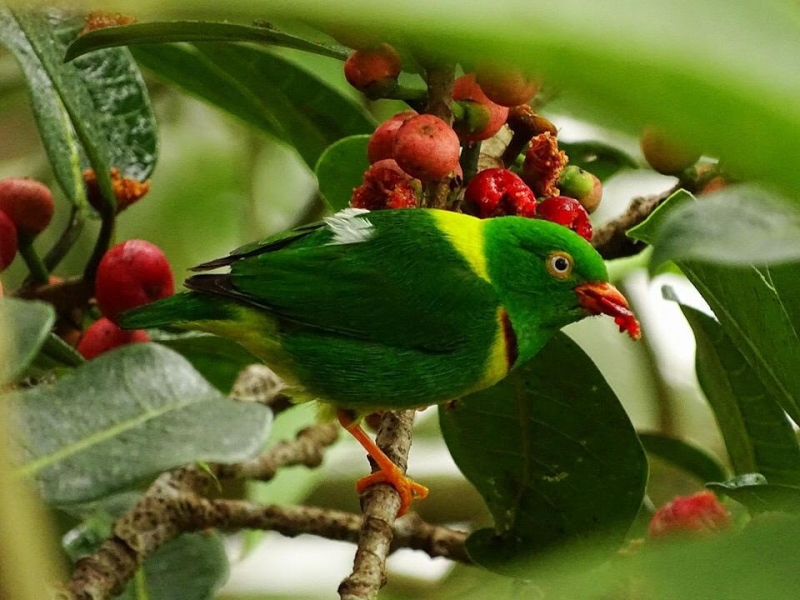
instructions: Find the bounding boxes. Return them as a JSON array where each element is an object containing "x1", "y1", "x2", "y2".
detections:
[{"x1": 546, "y1": 251, "x2": 573, "y2": 279}]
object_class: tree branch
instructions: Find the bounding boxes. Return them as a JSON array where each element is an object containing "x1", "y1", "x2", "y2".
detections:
[
  {"x1": 592, "y1": 184, "x2": 680, "y2": 259},
  {"x1": 338, "y1": 409, "x2": 419, "y2": 600}
]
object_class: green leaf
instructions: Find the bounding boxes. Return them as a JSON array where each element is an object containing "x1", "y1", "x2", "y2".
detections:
[
  {"x1": 66, "y1": 20, "x2": 349, "y2": 62},
  {"x1": 638, "y1": 432, "x2": 728, "y2": 484},
  {"x1": 12, "y1": 343, "x2": 271, "y2": 505},
  {"x1": 121, "y1": 533, "x2": 229, "y2": 600},
  {"x1": 640, "y1": 186, "x2": 800, "y2": 269},
  {"x1": 155, "y1": 332, "x2": 260, "y2": 394},
  {"x1": 439, "y1": 333, "x2": 647, "y2": 573},
  {"x1": 131, "y1": 42, "x2": 374, "y2": 168},
  {"x1": 0, "y1": 6, "x2": 87, "y2": 206},
  {"x1": 0, "y1": 298, "x2": 56, "y2": 385},
  {"x1": 708, "y1": 474, "x2": 800, "y2": 514},
  {"x1": 626, "y1": 188, "x2": 694, "y2": 246},
  {"x1": 667, "y1": 292, "x2": 800, "y2": 485},
  {"x1": 680, "y1": 261, "x2": 800, "y2": 430},
  {"x1": 50, "y1": 13, "x2": 159, "y2": 181},
  {"x1": 314, "y1": 134, "x2": 370, "y2": 211},
  {"x1": 559, "y1": 140, "x2": 638, "y2": 182}
]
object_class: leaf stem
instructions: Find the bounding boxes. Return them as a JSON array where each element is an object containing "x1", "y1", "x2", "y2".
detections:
[
  {"x1": 43, "y1": 205, "x2": 85, "y2": 271},
  {"x1": 18, "y1": 238, "x2": 49, "y2": 285},
  {"x1": 460, "y1": 141, "x2": 482, "y2": 184}
]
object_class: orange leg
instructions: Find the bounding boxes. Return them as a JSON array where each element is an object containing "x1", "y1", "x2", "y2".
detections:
[{"x1": 337, "y1": 410, "x2": 428, "y2": 517}]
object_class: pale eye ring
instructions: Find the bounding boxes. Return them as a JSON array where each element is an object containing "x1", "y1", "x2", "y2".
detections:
[{"x1": 547, "y1": 251, "x2": 573, "y2": 278}]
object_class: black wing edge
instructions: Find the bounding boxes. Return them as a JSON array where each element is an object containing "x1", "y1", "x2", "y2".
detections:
[
  {"x1": 184, "y1": 273, "x2": 275, "y2": 312},
  {"x1": 190, "y1": 221, "x2": 324, "y2": 272}
]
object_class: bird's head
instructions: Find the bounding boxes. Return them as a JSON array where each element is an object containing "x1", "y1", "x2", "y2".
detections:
[{"x1": 485, "y1": 217, "x2": 641, "y2": 341}]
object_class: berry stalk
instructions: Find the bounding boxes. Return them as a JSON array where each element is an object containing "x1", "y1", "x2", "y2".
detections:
[{"x1": 18, "y1": 237, "x2": 49, "y2": 285}]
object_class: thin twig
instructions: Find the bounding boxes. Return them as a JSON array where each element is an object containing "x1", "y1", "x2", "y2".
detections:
[{"x1": 338, "y1": 410, "x2": 418, "y2": 600}]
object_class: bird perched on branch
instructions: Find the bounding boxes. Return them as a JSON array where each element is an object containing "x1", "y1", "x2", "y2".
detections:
[{"x1": 120, "y1": 208, "x2": 640, "y2": 515}]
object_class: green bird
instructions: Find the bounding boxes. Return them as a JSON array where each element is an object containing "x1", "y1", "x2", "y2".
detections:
[{"x1": 119, "y1": 208, "x2": 640, "y2": 515}]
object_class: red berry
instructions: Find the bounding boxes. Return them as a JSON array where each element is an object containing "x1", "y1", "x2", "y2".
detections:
[
  {"x1": 0, "y1": 178, "x2": 54, "y2": 238},
  {"x1": 392, "y1": 115, "x2": 460, "y2": 181},
  {"x1": 536, "y1": 196, "x2": 593, "y2": 241},
  {"x1": 452, "y1": 74, "x2": 509, "y2": 142},
  {"x1": 558, "y1": 165, "x2": 603, "y2": 214},
  {"x1": 648, "y1": 491, "x2": 730, "y2": 539},
  {"x1": 464, "y1": 168, "x2": 536, "y2": 218},
  {"x1": 0, "y1": 209, "x2": 18, "y2": 271},
  {"x1": 476, "y1": 66, "x2": 538, "y2": 107},
  {"x1": 350, "y1": 159, "x2": 421, "y2": 210},
  {"x1": 77, "y1": 317, "x2": 150, "y2": 360},
  {"x1": 343, "y1": 43, "x2": 402, "y2": 98},
  {"x1": 640, "y1": 125, "x2": 701, "y2": 175},
  {"x1": 367, "y1": 110, "x2": 418, "y2": 163},
  {"x1": 95, "y1": 240, "x2": 175, "y2": 323}
]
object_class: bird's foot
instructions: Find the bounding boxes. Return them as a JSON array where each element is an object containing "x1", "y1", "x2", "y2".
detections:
[{"x1": 356, "y1": 463, "x2": 429, "y2": 517}]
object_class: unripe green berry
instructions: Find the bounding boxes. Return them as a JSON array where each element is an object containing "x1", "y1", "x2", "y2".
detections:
[{"x1": 558, "y1": 165, "x2": 602, "y2": 213}]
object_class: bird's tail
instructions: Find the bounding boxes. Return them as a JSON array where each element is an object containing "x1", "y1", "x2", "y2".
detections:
[{"x1": 118, "y1": 292, "x2": 236, "y2": 331}]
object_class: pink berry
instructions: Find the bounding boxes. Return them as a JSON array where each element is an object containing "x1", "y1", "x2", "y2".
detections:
[
  {"x1": 343, "y1": 43, "x2": 402, "y2": 98},
  {"x1": 464, "y1": 168, "x2": 536, "y2": 218},
  {"x1": 95, "y1": 240, "x2": 175, "y2": 323},
  {"x1": 0, "y1": 209, "x2": 18, "y2": 271},
  {"x1": 350, "y1": 159, "x2": 421, "y2": 210},
  {"x1": 0, "y1": 178, "x2": 54, "y2": 238},
  {"x1": 648, "y1": 491, "x2": 730, "y2": 539},
  {"x1": 452, "y1": 74, "x2": 509, "y2": 142},
  {"x1": 392, "y1": 115, "x2": 460, "y2": 180},
  {"x1": 536, "y1": 196, "x2": 593, "y2": 241},
  {"x1": 476, "y1": 66, "x2": 539, "y2": 107},
  {"x1": 367, "y1": 110, "x2": 418, "y2": 163},
  {"x1": 77, "y1": 317, "x2": 150, "y2": 360}
]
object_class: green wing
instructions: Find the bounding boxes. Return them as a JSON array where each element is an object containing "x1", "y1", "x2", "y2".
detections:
[{"x1": 189, "y1": 209, "x2": 497, "y2": 352}]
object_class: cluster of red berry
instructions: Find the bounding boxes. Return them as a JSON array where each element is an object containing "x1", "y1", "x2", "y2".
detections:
[
  {"x1": 0, "y1": 170, "x2": 172, "y2": 359},
  {"x1": 342, "y1": 43, "x2": 601, "y2": 241}
]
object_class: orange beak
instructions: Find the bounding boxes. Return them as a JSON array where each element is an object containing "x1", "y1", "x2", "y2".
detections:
[{"x1": 575, "y1": 281, "x2": 642, "y2": 340}]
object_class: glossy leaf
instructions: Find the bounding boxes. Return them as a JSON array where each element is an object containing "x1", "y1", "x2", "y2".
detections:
[
  {"x1": 669, "y1": 294, "x2": 800, "y2": 485},
  {"x1": 12, "y1": 343, "x2": 271, "y2": 505},
  {"x1": 0, "y1": 6, "x2": 87, "y2": 206},
  {"x1": 638, "y1": 432, "x2": 728, "y2": 484},
  {"x1": 131, "y1": 42, "x2": 373, "y2": 168},
  {"x1": 66, "y1": 20, "x2": 349, "y2": 62},
  {"x1": 0, "y1": 298, "x2": 55, "y2": 385},
  {"x1": 626, "y1": 188, "x2": 694, "y2": 246},
  {"x1": 559, "y1": 140, "x2": 638, "y2": 182},
  {"x1": 708, "y1": 474, "x2": 800, "y2": 514},
  {"x1": 440, "y1": 333, "x2": 647, "y2": 573},
  {"x1": 156, "y1": 332, "x2": 260, "y2": 394},
  {"x1": 634, "y1": 186, "x2": 800, "y2": 269},
  {"x1": 314, "y1": 134, "x2": 370, "y2": 211},
  {"x1": 48, "y1": 11, "x2": 159, "y2": 181}
]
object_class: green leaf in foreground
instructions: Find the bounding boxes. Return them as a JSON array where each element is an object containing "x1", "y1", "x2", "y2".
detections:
[
  {"x1": 439, "y1": 333, "x2": 647, "y2": 574},
  {"x1": 66, "y1": 20, "x2": 350, "y2": 62},
  {"x1": 0, "y1": 298, "x2": 55, "y2": 386},
  {"x1": 132, "y1": 42, "x2": 373, "y2": 169},
  {"x1": 626, "y1": 188, "x2": 694, "y2": 247},
  {"x1": 637, "y1": 186, "x2": 800, "y2": 270},
  {"x1": 708, "y1": 474, "x2": 800, "y2": 514},
  {"x1": 638, "y1": 432, "x2": 728, "y2": 484},
  {"x1": 559, "y1": 140, "x2": 638, "y2": 182},
  {"x1": 12, "y1": 343, "x2": 272, "y2": 505},
  {"x1": 667, "y1": 292, "x2": 800, "y2": 486},
  {"x1": 314, "y1": 134, "x2": 370, "y2": 211}
]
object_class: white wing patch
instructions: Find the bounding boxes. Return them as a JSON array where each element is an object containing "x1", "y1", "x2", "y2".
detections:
[{"x1": 325, "y1": 208, "x2": 374, "y2": 245}]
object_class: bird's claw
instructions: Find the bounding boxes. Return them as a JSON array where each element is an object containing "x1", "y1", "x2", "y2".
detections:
[{"x1": 356, "y1": 463, "x2": 429, "y2": 517}]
